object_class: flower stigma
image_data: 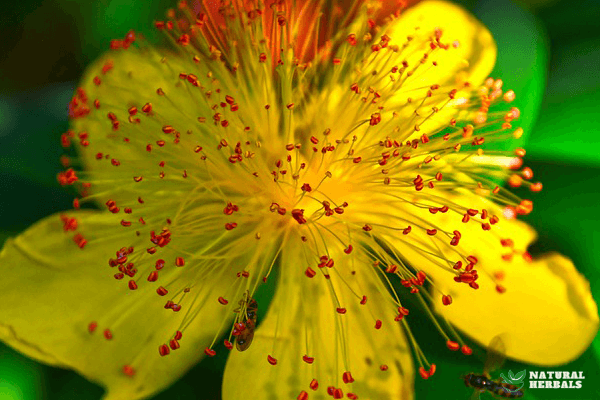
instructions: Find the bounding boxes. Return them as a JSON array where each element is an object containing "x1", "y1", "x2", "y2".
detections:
[{"x1": 56, "y1": 0, "x2": 549, "y2": 397}]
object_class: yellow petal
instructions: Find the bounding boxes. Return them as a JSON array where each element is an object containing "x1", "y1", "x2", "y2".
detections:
[
  {"x1": 222, "y1": 246, "x2": 414, "y2": 400},
  {"x1": 0, "y1": 211, "x2": 232, "y2": 400},
  {"x1": 367, "y1": 186, "x2": 598, "y2": 365},
  {"x1": 433, "y1": 252, "x2": 598, "y2": 366}
]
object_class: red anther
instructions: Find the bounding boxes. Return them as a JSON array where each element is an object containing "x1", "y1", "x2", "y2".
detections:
[
  {"x1": 522, "y1": 167, "x2": 533, "y2": 180},
  {"x1": 336, "y1": 307, "x2": 347, "y2": 314},
  {"x1": 419, "y1": 367, "x2": 430, "y2": 379},
  {"x1": 386, "y1": 264, "x2": 397, "y2": 273},
  {"x1": 298, "y1": 391, "x2": 308, "y2": 400},
  {"x1": 380, "y1": 364, "x2": 388, "y2": 371},
  {"x1": 224, "y1": 340, "x2": 233, "y2": 350},
  {"x1": 344, "y1": 245, "x2": 353, "y2": 254},
  {"x1": 429, "y1": 364, "x2": 437, "y2": 376},
  {"x1": 466, "y1": 256, "x2": 478, "y2": 265},
  {"x1": 496, "y1": 285, "x2": 506, "y2": 294},
  {"x1": 417, "y1": 271, "x2": 426, "y2": 283},
  {"x1": 462, "y1": 214, "x2": 470, "y2": 223},
  {"x1": 333, "y1": 388, "x2": 343, "y2": 399},
  {"x1": 347, "y1": 394, "x2": 358, "y2": 400},
  {"x1": 174, "y1": 331, "x2": 183, "y2": 341},
  {"x1": 442, "y1": 295, "x2": 452, "y2": 306},
  {"x1": 121, "y1": 220, "x2": 131, "y2": 227},
  {"x1": 88, "y1": 322, "x2": 98, "y2": 333},
  {"x1": 516, "y1": 199, "x2": 533, "y2": 215},
  {"x1": 467, "y1": 209, "x2": 478, "y2": 216},
  {"x1": 114, "y1": 273, "x2": 124, "y2": 280},
  {"x1": 375, "y1": 320, "x2": 382, "y2": 329},
  {"x1": 342, "y1": 371, "x2": 354, "y2": 384},
  {"x1": 515, "y1": 148, "x2": 526, "y2": 157},
  {"x1": 147, "y1": 271, "x2": 158, "y2": 282},
  {"x1": 267, "y1": 355, "x2": 277, "y2": 365},
  {"x1": 369, "y1": 113, "x2": 381, "y2": 126},
  {"x1": 362, "y1": 224, "x2": 372, "y2": 232},
  {"x1": 394, "y1": 314, "x2": 404, "y2": 321},
  {"x1": 469, "y1": 282, "x2": 479, "y2": 289},
  {"x1": 310, "y1": 379, "x2": 319, "y2": 390},
  {"x1": 155, "y1": 259, "x2": 165, "y2": 270},
  {"x1": 159, "y1": 344, "x2": 170, "y2": 356},
  {"x1": 225, "y1": 222, "x2": 238, "y2": 230},
  {"x1": 303, "y1": 355, "x2": 314, "y2": 364},
  {"x1": 446, "y1": 340, "x2": 460, "y2": 351},
  {"x1": 461, "y1": 345, "x2": 473, "y2": 355},
  {"x1": 508, "y1": 174, "x2": 522, "y2": 188},
  {"x1": 426, "y1": 229, "x2": 437, "y2": 236},
  {"x1": 450, "y1": 237, "x2": 460, "y2": 246},
  {"x1": 429, "y1": 207, "x2": 438, "y2": 214},
  {"x1": 103, "y1": 329, "x2": 113, "y2": 340},
  {"x1": 530, "y1": 182, "x2": 543, "y2": 192},
  {"x1": 482, "y1": 223, "x2": 491, "y2": 231},
  {"x1": 122, "y1": 365, "x2": 135, "y2": 377},
  {"x1": 347, "y1": 33, "x2": 357, "y2": 45},
  {"x1": 305, "y1": 267, "x2": 316, "y2": 278},
  {"x1": 352, "y1": 157, "x2": 362, "y2": 163},
  {"x1": 168, "y1": 339, "x2": 180, "y2": 350},
  {"x1": 164, "y1": 301, "x2": 175, "y2": 309},
  {"x1": 162, "y1": 125, "x2": 175, "y2": 134},
  {"x1": 157, "y1": 286, "x2": 168, "y2": 296},
  {"x1": 176, "y1": 257, "x2": 185, "y2": 267},
  {"x1": 360, "y1": 296, "x2": 367, "y2": 305},
  {"x1": 292, "y1": 209, "x2": 307, "y2": 224},
  {"x1": 204, "y1": 348, "x2": 216, "y2": 357},
  {"x1": 218, "y1": 297, "x2": 228, "y2": 305},
  {"x1": 398, "y1": 307, "x2": 409, "y2": 316},
  {"x1": 128, "y1": 280, "x2": 138, "y2": 290},
  {"x1": 326, "y1": 259, "x2": 334, "y2": 268},
  {"x1": 402, "y1": 226, "x2": 412, "y2": 235}
]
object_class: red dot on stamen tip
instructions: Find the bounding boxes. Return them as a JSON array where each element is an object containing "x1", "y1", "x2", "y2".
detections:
[
  {"x1": 224, "y1": 340, "x2": 233, "y2": 350},
  {"x1": 310, "y1": 379, "x2": 319, "y2": 390},
  {"x1": 429, "y1": 364, "x2": 437, "y2": 376},
  {"x1": 342, "y1": 371, "x2": 354, "y2": 384},
  {"x1": 375, "y1": 320, "x2": 382, "y2": 329},
  {"x1": 347, "y1": 394, "x2": 358, "y2": 400},
  {"x1": 88, "y1": 322, "x2": 98, "y2": 333},
  {"x1": 446, "y1": 340, "x2": 460, "y2": 351},
  {"x1": 175, "y1": 257, "x2": 185, "y2": 267},
  {"x1": 419, "y1": 367, "x2": 429, "y2": 379},
  {"x1": 157, "y1": 286, "x2": 168, "y2": 296},
  {"x1": 461, "y1": 345, "x2": 473, "y2": 355},
  {"x1": 169, "y1": 339, "x2": 180, "y2": 350},
  {"x1": 204, "y1": 348, "x2": 216, "y2": 357},
  {"x1": 297, "y1": 391, "x2": 308, "y2": 400},
  {"x1": 360, "y1": 296, "x2": 367, "y2": 305},
  {"x1": 302, "y1": 355, "x2": 314, "y2": 364},
  {"x1": 380, "y1": 364, "x2": 388, "y2": 371},
  {"x1": 336, "y1": 307, "x2": 347, "y2": 314},
  {"x1": 122, "y1": 365, "x2": 135, "y2": 377},
  {"x1": 103, "y1": 329, "x2": 113, "y2": 340},
  {"x1": 442, "y1": 295, "x2": 452, "y2": 306},
  {"x1": 267, "y1": 355, "x2": 277, "y2": 365},
  {"x1": 159, "y1": 344, "x2": 170, "y2": 356},
  {"x1": 128, "y1": 280, "x2": 138, "y2": 290},
  {"x1": 333, "y1": 388, "x2": 343, "y2": 399}
]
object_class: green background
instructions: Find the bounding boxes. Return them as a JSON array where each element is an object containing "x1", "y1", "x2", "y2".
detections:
[{"x1": 1, "y1": 0, "x2": 599, "y2": 399}]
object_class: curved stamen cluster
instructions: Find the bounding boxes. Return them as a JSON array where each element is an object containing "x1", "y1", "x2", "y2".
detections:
[{"x1": 57, "y1": 0, "x2": 540, "y2": 394}]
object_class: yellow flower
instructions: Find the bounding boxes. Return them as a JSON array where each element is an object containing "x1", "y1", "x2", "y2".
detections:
[{"x1": 0, "y1": 0, "x2": 597, "y2": 399}]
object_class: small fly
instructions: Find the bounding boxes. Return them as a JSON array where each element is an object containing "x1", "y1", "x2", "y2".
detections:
[{"x1": 464, "y1": 336, "x2": 525, "y2": 399}]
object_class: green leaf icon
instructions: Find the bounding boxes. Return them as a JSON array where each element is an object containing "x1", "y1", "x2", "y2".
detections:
[
  {"x1": 508, "y1": 370, "x2": 516, "y2": 380},
  {"x1": 513, "y1": 370, "x2": 526, "y2": 382}
]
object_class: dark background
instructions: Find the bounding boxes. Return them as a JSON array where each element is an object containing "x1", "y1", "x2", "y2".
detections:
[{"x1": 1, "y1": 0, "x2": 599, "y2": 399}]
